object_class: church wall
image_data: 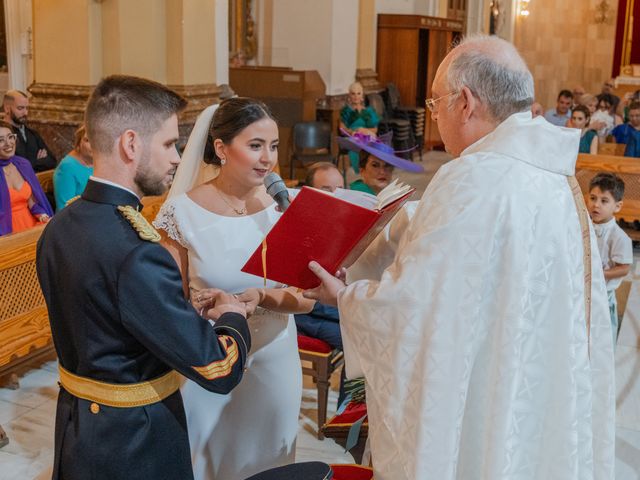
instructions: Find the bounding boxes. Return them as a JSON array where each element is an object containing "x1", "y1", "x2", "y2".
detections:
[
  {"x1": 32, "y1": 0, "x2": 100, "y2": 85},
  {"x1": 514, "y1": 0, "x2": 619, "y2": 110},
  {"x1": 269, "y1": 0, "x2": 359, "y2": 95}
]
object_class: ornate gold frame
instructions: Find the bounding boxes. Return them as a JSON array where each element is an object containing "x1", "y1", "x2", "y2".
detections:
[{"x1": 229, "y1": 0, "x2": 257, "y2": 60}]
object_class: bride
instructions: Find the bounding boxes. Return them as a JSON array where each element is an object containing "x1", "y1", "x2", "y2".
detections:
[{"x1": 154, "y1": 98, "x2": 314, "y2": 480}]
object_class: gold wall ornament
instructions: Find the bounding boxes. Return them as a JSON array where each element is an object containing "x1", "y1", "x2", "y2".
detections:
[
  {"x1": 117, "y1": 206, "x2": 161, "y2": 243},
  {"x1": 229, "y1": 0, "x2": 257, "y2": 61},
  {"x1": 594, "y1": 0, "x2": 613, "y2": 24}
]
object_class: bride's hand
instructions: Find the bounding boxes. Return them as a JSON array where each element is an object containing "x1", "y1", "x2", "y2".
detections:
[
  {"x1": 191, "y1": 288, "x2": 218, "y2": 312},
  {"x1": 236, "y1": 288, "x2": 266, "y2": 316}
]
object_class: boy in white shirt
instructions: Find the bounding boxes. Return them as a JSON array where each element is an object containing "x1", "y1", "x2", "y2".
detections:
[{"x1": 588, "y1": 172, "x2": 634, "y2": 345}]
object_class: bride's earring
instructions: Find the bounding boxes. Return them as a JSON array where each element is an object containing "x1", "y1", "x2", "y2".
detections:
[{"x1": 220, "y1": 157, "x2": 226, "y2": 166}]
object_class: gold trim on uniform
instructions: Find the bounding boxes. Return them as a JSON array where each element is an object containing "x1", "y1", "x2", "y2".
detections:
[
  {"x1": 192, "y1": 335, "x2": 239, "y2": 380},
  {"x1": 58, "y1": 366, "x2": 179, "y2": 408},
  {"x1": 65, "y1": 195, "x2": 81, "y2": 206},
  {"x1": 117, "y1": 205, "x2": 161, "y2": 242}
]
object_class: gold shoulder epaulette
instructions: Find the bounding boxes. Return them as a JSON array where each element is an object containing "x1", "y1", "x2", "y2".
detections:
[
  {"x1": 117, "y1": 205, "x2": 161, "y2": 243},
  {"x1": 65, "y1": 195, "x2": 80, "y2": 206}
]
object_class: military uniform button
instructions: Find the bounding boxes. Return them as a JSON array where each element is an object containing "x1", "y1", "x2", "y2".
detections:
[{"x1": 90, "y1": 403, "x2": 100, "y2": 414}]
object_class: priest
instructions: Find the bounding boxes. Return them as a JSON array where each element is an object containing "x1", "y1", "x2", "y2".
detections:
[{"x1": 305, "y1": 35, "x2": 615, "y2": 480}]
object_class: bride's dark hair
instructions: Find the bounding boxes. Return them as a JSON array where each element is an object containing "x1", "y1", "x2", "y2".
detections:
[{"x1": 205, "y1": 97, "x2": 277, "y2": 165}]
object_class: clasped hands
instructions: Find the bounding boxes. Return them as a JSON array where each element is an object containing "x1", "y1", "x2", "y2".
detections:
[{"x1": 191, "y1": 287, "x2": 266, "y2": 320}]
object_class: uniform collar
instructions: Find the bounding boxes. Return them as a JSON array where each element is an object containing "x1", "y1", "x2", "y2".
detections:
[{"x1": 82, "y1": 178, "x2": 142, "y2": 209}]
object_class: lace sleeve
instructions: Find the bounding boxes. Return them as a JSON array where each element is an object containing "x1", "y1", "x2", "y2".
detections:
[{"x1": 153, "y1": 202, "x2": 188, "y2": 248}]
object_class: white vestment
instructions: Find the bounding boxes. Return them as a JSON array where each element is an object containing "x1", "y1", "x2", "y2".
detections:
[{"x1": 340, "y1": 112, "x2": 615, "y2": 480}]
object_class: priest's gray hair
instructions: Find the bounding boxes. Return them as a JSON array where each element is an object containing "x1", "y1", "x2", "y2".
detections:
[{"x1": 446, "y1": 35, "x2": 534, "y2": 123}]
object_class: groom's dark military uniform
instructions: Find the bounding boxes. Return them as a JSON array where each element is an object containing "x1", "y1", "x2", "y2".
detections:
[{"x1": 36, "y1": 180, "x2": 251, "y2": 480}]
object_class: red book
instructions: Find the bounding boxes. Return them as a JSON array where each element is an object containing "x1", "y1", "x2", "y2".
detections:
[{"x1": 241, "y1": 183, "x2": 415, "y2": 289}]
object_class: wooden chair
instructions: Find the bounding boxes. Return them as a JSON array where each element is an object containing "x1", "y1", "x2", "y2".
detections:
[
  {"x1": 297, "y1": 334, "x2": 344, "y2": 439},
  {"x1": 576, "y1": 153, "x2": 640, "y2": 240},
  {"x1": 0, "y1": 225, "x2": 55, "y2": 390}
]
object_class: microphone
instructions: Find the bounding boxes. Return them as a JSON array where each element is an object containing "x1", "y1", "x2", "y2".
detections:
[{"x1": 264, "y1": 172, "x2": 291, "y2": 212}]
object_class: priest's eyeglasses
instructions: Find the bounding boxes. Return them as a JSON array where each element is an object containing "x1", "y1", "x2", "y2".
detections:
[
  {"x1": 0, "y1": 134, "x2": 17, "y2": 146},
  {"x1": 425, "y1": 91, "x2": 459, "y2": 113}
]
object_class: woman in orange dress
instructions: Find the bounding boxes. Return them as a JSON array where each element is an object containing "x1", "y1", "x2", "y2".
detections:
[{"x1": 0, "y1": 121, "x2": 53, "y2": 235}]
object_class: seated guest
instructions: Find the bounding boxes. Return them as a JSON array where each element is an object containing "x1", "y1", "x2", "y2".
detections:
[
  {"x1": 543, "y1": 89, "x2": 572, "y2": 126},
  {"x1": 612, "y1": 101, "x2": 640, "y2": 145},
  {"x1": 0, "y1": 121, "x2": 53, "y2": 236},
  {"x1": 304, "y1": 162, "x2": 344, "y2": 192},
  {"x1": 572, "y1": 85, "x2": 586, "y2": 108},
  {"x1": 531, "y1": 102, "x2": 544, "y2": 118},
  {"x1": 624, "y1": 122, "x2": 640, "y2": 157},
  {"x1": 621, "y1": 90, "x2": 640, "y2": 123},
  {"x1": 592, "y1": 94, "x2": 622, "y2": 142},
  {"x1": 338, "y1": 132, "x2": 422, "y2": 195},
  {"x1": 340, "y1": 81, "x2": 379, "y2": 173},
  {"x1": 53, "y1": 125, "x2": 93, "y2": 210},
  {"x1": 571, "y1": 105, "x2": 598, "y2": 154},
  {"x1": 2, "y1": 90, "x2": 56, "y2": 172},
  {"x1": 598, "y1": 78, "x2": 621, "y2": 115}
]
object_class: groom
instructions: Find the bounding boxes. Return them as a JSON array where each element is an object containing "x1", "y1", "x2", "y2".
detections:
[{"x1": 36, "y1": 75, "x2": 252, "y2": 480}]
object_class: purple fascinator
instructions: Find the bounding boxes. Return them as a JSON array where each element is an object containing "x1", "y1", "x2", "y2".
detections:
[{"x1": 337, "y1": 130, "x2": 424, "y2": 173}]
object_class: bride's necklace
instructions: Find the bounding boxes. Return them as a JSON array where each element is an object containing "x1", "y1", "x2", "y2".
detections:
[{"x1": 214, "y1": 184, "x2": 247, "y2": 216}]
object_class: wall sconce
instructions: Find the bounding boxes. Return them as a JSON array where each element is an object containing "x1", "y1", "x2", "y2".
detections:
[
  {"x1": 594, "y1": 0, "x2": 612, "y2": 24},
  {"x1": 518, "y1": 0, "x2": 531, "y2": 17}
]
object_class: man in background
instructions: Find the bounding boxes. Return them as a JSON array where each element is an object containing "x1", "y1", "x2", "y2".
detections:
[
  {"x1": 544, "y1": 89, "x2": 573, "y2": 126},
  {"x1": 3, "y1": 90, "x2": 56, "y2": 171}
]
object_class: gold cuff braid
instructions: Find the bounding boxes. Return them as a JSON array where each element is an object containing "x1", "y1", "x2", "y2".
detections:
[{"x1": 58, "y1": 366, "x2": 180, "y2": 408}]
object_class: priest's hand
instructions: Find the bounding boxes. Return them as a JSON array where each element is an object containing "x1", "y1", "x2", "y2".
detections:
[{"x1": 303, "y1": 261, "x2": 346, "y2": 307}]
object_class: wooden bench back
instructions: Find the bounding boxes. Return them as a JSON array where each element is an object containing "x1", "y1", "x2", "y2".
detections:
[
  {"x1": 0, "y1": 225, "x2": 53, "y2": 372},
  {"x1": 597, "y1": 143, "x2": 626, "y2": 156},
  {"x1": 36, "y1": 169, "x2": 54, "y2": 195},
  {"x1": 575, "y1": 153, "x2": 640, "y2": 223}
]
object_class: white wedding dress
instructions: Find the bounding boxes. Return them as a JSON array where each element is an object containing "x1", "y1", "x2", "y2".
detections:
[{"x1": 154, "y1": 193, "x2": 302, "y2": 480}]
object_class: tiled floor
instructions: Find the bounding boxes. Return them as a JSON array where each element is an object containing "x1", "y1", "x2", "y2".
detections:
[{"x1": 1, "y1": 151, "x2": 640, "y2": 479}]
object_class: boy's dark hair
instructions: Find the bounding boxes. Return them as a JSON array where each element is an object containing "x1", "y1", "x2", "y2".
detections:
[
  {"x1": 589, "y1": 172, "x2": 625, "y2": 202},
  {"x1": 558, "y1": 89, "x2": 573, "y2": 100},
  {"x1": 85, "y1": 75, "x2": 187, "y2": 154}
]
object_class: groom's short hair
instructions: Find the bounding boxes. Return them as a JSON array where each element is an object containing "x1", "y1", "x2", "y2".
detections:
[{"x1": 85, "y1": 75, "x2": 187, "y2": 154}]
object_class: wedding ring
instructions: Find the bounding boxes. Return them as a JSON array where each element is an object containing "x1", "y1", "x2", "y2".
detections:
[{"x1": 197, "y1": 293, "x2": 202, "y2": 303}]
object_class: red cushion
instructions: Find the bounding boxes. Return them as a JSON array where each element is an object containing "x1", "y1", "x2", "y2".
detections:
[
  {"x1": 297, "y1": 334, "x2": 333, "y2": 354},
  {"x1": 327, "y1": 401, "x2": 368, "y2": 425},
  {"x1": 331, "y1": 464, "x2": 374, "y2": 480}
]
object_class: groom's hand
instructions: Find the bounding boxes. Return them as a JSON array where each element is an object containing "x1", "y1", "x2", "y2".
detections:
[
  {"x1": 205, "y1": 290, "x2": 246, "y2": 320},
  {"x1": 302, "y1": 261, "x2": 346, "y2": 307}
]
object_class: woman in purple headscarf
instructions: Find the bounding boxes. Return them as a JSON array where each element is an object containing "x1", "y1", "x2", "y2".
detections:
[{"x1": 0, "y1": 121, "x2": 53, "y2": 236}]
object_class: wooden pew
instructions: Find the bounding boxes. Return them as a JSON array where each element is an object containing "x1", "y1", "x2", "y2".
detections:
[
  {"x1": 0, "y1": 225, "x2": 55, "y2": 389},
  {"x1": 598, "y1": 143, "x2": 626, "y2": 156},
  {"x1": 36, "y1": 169, "x2": 55, "y2": 195},
  {"x1": 575, "y1": 153, "x2": 640, "y2": 240}
]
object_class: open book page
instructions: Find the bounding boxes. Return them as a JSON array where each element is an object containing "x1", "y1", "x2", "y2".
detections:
[
  {"x1": 376, "y1": 179, "x2": 413, "y2": 209},
  {"x1": 310, "y1": 180, "x2": 413, "y2": 211}
]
